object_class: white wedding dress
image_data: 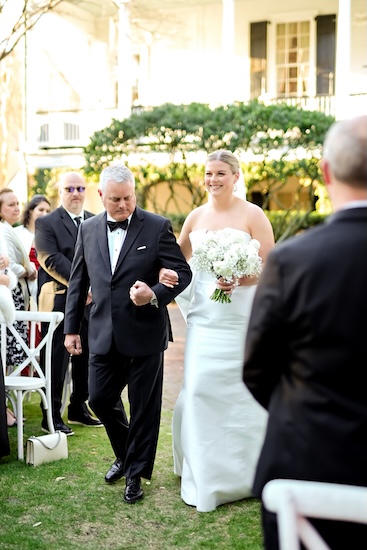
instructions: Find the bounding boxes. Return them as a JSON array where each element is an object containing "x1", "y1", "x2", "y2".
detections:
[{"x1": 173, "y1": 228, "x2": 268, "y2": 512}]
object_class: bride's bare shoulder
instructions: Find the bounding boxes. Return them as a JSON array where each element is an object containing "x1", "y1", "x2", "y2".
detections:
[
  {"x1": 185, "y1": 204, "x2": 208, "y2": 223},
  {"x1": 242, "y1": 199, "x2": 267, "y2": 217}
]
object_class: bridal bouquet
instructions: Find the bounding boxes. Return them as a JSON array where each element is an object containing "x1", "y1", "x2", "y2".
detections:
[{"x1": 192, "y1": 228, "x2": 262, "y2": 303}]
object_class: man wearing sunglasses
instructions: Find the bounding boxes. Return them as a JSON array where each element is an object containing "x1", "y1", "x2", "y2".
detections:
[{"x1": 35, "y1": 172, "x2": 102, "y2": 435}]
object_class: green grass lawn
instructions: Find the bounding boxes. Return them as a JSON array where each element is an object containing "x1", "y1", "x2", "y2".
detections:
[{"x1": 1, "y1": 395, "x2": 263, "y2": 549}]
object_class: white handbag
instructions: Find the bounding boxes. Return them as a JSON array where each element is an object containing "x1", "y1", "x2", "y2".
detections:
[{"x1": 26, "y1": 431, "x2": 68, "y2": 466}]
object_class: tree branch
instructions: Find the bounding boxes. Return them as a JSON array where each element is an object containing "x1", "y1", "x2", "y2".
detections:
[{"x1": 0, "y1": 0, "x2": 65, "y2": 62}]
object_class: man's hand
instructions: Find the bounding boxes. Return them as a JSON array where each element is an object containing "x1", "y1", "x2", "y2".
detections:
[
  {"x1": 85, "y1": 290, "x2": 92, "y2": 306},
  {"x1": 0, "y1": 254, "x2": 9, "y2": 270},
  {"x1": 64, "y1": 334, "x2": 82, "y2": 355},
  {"x1": 27, "y1": 266, "x2": 37, "y2": 281},
  {"x1": 129, "y1": 280, "x2": 154, "y2": 307}
]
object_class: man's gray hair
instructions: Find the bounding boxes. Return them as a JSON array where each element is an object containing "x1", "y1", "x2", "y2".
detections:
[
  {"x1": 99, "y1": 164, "x2": 135, "y2": 192},
  {"x1": 323, "y1": 115, "x2": 367, "y2": 188}
]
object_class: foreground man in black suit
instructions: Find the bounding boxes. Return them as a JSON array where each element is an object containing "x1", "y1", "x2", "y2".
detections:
[
  {"x1": 243, "y1": 115, "x2": 367, "y2": 549},
  {"x1": 35, "y1": 172, "x2": 102, "y2": 435},
  {"x1": 64, "y1": 164, "x2": 192, "y2": 503}
]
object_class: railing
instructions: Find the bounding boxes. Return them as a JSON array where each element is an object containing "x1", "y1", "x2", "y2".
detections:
[
  {"x1": 26, "y1": 93, "x2": 367, "y2": 152},
  {"x1": 266, "y1": 93, "x2": 367, "y2": 118},
  {"x1": 267, "y1": 95, "x2": 336, "y2": 117},
  {"x1": 26, "y1": 108, "x2": 122, "y2": 152}
]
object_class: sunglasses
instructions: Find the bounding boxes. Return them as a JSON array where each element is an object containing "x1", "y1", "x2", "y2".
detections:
[{"x1": 63, "y1": 186, "x2": 86, "y2": 193}]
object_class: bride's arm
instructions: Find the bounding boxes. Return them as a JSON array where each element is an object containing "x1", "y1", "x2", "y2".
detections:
[
  {"x1": 177, "y1": 212, "x2": 194, "y2": 261},
  {"x1": 237, "y1": 204, "x2": 275, "y2": 287},
  {"x1": 159, "y1": 211, "x2": 195, "y2": 287}
]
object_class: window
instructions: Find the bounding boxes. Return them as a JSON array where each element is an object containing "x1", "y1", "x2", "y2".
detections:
[
  {"x1": 64, "y1": 123, "x2": 80, "y2": 141},
  {"x1": 316, "y1": 15, "x2": 336, "y2": 95},
  {"x1": 276, "y1": 21, "x2": 310, "y2": 97},
  {"x1": 250, "y1": 22, "x2": 268, "y2": 99},
  {"x1": 38, "y1": 124, "x2": 49, "y2": 143}
]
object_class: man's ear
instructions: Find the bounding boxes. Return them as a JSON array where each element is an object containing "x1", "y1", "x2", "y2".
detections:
[
  {"x1": 320, "y1": 159, "x2": 331, "y2": 186},
  {"x1": 97, "y1": 188, "x2": 102, "y2": 198}
]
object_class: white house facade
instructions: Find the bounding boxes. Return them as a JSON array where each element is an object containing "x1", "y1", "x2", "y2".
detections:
[{"x1": 2, "y1": 0, "x2": 366, "y2": 190}]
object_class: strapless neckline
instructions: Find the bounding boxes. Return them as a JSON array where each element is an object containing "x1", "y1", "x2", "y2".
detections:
[{"x1": 190, "y1": 228, "x2": 251, "y2": 239}]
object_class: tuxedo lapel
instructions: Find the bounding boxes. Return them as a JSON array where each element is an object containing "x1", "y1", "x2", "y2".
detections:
[
  {"x1": 59, "y1": 206, "x2": 78, "y2": 240},
  {"x1": 96, "y1": 213, "x2": 113, "y2": 274},
  {"x1": 113, "y1": 209, "x2": 143, "y2": 274}
]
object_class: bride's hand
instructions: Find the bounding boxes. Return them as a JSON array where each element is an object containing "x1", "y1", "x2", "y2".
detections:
[
  {"x1": 216, "y1": 277, "x2": 239, "y2": 295},
  {"x1": 159, "y1": 268, "x2": 179, "y2": 288}
]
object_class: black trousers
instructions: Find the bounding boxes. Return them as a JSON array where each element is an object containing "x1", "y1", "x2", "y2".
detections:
[
  {"x1": 69, "y1": 319, "x2": 89, "y2": 411},
  {"x1": 42, "y1": 318, "x2": 89, "y2": 423},
  {"x1": 88, "y1": 339, "x2": 163, "y2": 480},
  {"x1": 261, "y1": 503, "x2": 367, "y2": 550}
]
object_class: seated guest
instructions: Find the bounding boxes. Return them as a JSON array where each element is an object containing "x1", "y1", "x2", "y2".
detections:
[
  {"x1": 0, "y1": 189, "x2": 37, "y2": 370},
  {"x1": 0, "y1": 235, "x2": 16, "y2": 443}
]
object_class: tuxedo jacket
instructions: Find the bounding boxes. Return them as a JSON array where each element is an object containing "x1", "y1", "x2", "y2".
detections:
[
  {"x1": 35, "y1": 206, "x2": 94, "y2": 313},
  {"x1": 64, "y1": 207, "x2": 192, "y2": 357},
  {"x1": 243, "y1": 207, "x2": 367, "y2": 497}
]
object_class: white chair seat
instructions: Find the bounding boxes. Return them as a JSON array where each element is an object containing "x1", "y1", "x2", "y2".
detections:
[{"x1": 5, "y1": 377, "x2": 48, "y2": 391}]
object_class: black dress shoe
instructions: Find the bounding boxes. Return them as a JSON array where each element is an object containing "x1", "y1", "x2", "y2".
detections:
[
  {"x1": 41, "y1": 419, "x2": 74, "y2": 436},
  {"x1": 68, "y1": 412, "x2": 103, "y2": 427},
  {"x1": 105, "y1": 458, "x2": 124, "y2": 483},
  {"x1": 124, "y1": 477, "x2": 144, "y2": 504}
]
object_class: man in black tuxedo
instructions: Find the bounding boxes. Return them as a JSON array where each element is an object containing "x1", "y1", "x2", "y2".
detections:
[
  {"x1": 243, "y1": 115, "x2": 367, "y2": 549},
  {"x1": 64, "y1": 163, "x2": 192, "y2": 503},
  {"x1": 35, "y1": 172, "x2": 102, "y2": 435}
]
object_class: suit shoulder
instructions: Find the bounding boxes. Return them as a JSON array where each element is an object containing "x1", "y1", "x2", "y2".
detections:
[
  {"x1": 89, "y1": 212, "x2": 104, "y2": 222},
  {"x1": 35, "y1": 207, "x2": 62, "y2": 227},
  {"x1": 270, "y1": 223, "x2": 328, "y2": 264},
  {"x1": 136, "y1": 207, "x2": 170, "y2": 225},
  {"x1": 82, "y1": 212, "x2": 104, "y2": 227}
]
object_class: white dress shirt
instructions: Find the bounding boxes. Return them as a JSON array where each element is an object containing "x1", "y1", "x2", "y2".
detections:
[{"x1": 106, "y1": 216, "x2": 131, "y2": 273}]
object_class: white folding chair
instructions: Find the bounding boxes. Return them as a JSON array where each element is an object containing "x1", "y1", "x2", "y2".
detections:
[
  {"x1": 262, "y1": 478, "x2": 367, "y2": 550},
  {"x1": 1, "y1": 310, "x2": 64, "y2": 460}
]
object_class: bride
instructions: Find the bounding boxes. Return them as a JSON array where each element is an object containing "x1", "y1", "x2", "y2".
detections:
[{"x1": 160, "y1": 150, "x2": 275, "y2": 512}]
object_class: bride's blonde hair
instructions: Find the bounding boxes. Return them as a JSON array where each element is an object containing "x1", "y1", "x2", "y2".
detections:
[
  {"x1": 206, "y1": 150, "x2": 240, "y2": 174},
  {"x1": 206, "y1": 150, "x2": 246, "y2": 200}
]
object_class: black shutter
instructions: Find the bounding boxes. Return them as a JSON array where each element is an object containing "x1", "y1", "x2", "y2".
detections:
[
  {"x1": 316, "y1": 15, "x2": 336, "y2": 95},
  {"x1": 250, "y1": 21, "x2": 268, "y2": 99}
]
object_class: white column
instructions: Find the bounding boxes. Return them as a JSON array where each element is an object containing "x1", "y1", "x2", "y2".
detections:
[
  {"x1": 221, "y1": 0, "x2": 236, "y2": 104},
  {"x1": 335, "y1": 0, "x2": 351, "y2": 120},
  {"x1": 116, "y1": 2, "x2": 133, "y2": 119},
  {"x1": 222, "y1": 0, "x2": 235, "y2": 56},
  {"x1": 138, "y1": 32, "x2": 153, "y2": 107}
]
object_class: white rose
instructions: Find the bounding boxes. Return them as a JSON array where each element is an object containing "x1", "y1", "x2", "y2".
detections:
[
  {"x1": 249, "y1": 238, "x2": 260, "y2": 250},
  {"x1": 213, "y1": 260, "x2": 233, "y2": 278}
]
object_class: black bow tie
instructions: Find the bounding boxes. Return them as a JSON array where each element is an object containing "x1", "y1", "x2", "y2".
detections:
[{"x1": 107, "y1": 219, "x2": 129, "y2": 232}]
